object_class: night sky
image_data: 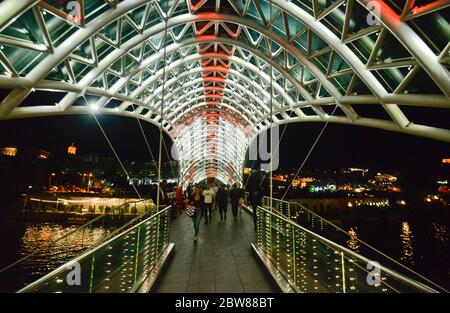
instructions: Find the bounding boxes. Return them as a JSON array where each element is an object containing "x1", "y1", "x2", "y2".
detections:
[{"x1": 0, "y1": 114, "x2": 447, "y2": 173}]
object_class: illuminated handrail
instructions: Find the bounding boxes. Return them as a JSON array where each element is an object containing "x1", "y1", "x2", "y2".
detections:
[
  {"x1": 0, "y1": 198, "x2": 155, "y2": 292},
  {"x1": 261, "y1": 196, "x2": 448, "y2": 292},
  {"x1": 254, "y1": 206, "x2": 438, "y2": 293},
  {"x1": 18, "y1": 205, "x2": 172, "y2": 293}
]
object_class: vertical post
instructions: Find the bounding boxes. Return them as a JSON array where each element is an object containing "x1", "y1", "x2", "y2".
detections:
[
  {"x1": 341, "y1": 251, "x2": 346, "y2": 293},
  {"x1": 156, "y1": 211, "x2": 160, "y2": 256},
  {"x1": 133, "y1": 226, "x2": 141, "y2": 284},
  {"x1": 81, "y1": 227, "x2": 85, "y2": 249},
  {"x1": 156, "y1": 0, "x2": 169, "y2": 213},
  {"x1": 23, "y1": 196, "x2": 27, "y2": 211},
  {"x1": 292, "y1": 224, "x2": 297, "y2": 288},
  {"x1": 89, "y1": 254, "x2": 96, "y2": 293}
]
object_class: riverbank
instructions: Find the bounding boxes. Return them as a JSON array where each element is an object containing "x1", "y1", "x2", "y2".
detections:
[{"x1": 0, "y1": 210, "x2": 144, "y2": 224}]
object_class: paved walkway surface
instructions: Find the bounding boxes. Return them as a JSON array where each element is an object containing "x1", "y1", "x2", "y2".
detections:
[{"x1": 153, "y1": 207, "x2": 279, "y2": 293}]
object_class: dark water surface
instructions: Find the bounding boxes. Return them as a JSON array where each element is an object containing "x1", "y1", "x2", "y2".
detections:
[{"x1": 0, "y1": 212, "x2": 448, "y2": 292}]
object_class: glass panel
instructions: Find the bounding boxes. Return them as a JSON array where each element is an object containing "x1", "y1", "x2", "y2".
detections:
[
  {"x1": 0, "y1": 10, "x2": 45, "y2": 45},
  {"x1": 254, "y1": 205, "x2": 440, "y2": 293},
  {"x1": 0, "y1": 200, "x2": 161, "y2": 292}
]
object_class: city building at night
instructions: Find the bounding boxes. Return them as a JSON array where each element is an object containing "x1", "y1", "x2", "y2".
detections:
[
  {"x1": 67, "y1": 143, "x2": 77, "y2": 155},
  {"x1": 0, "y1": 145, "x2": 17, "y2": 157}
]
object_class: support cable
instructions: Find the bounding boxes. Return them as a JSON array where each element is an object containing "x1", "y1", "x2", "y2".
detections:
[
  {"x1": 132, "y1": 103, "x2": 176, "y2": 182},
  {"x1": 257, "y1": 108, "x2": 294, "y2": 189},
  {"x1": 156, "y1": 0, "x2": 169, "y2": 211},
  {"x1": 281, "y1": 105, "x2": 339, "y2": 200},
  {"x1": 269, "y1": 0, "x2": 274, "y2": 209},
  {"x1": 89, "y1": 104, "x2": 142, "y2": 199},
  {"x1": 258, "y1": 13, "x2": 297, "y2": 190},
  {"x1": 162, "y1": 135, "x2": 177, "y2": 178},
  {"x1": 133, "y1": 107, "x2": 158, "y2": 171}
]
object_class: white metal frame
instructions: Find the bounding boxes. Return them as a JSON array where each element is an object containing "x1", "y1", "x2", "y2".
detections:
[{"x1": 0, "y1": 0, "x2": 448, "y2": 186}]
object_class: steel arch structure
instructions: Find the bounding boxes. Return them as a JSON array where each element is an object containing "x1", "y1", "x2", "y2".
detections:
[{"x1": 0, "y1": 0, "x2": 448, "y2": 187}]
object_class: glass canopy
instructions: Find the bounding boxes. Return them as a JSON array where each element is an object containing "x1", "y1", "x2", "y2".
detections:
[{"x1": 0, "y1": 0, "x2": 448, "y2": 186}]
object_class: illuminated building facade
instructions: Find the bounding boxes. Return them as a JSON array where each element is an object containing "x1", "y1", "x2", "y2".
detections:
[
  {"x1": 0, "y1": 146, "x2": 17, "y2": 157},
  {"x1": 369, "y1": 173, "x2": 401, "y2": 192},
  {"x1": 68, "y1": 143, "x2": 77, "y2": 155},
  {"x1": 437, "y1": 157, "x2": 450, "y2": 193}
]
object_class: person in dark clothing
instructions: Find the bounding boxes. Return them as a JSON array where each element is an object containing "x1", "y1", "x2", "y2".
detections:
[
  {"x1": 150, "y1": 184, "x2": 164, "y2": 206},
  {"x1": 150, "y1": 184, "x2": 158, "y2": 204},
  {"x1": 229, "y1": 183, "x2": 244, "y2": 219},
  {"x1": 216, "y1": 185, "x2": 229, "y2": 220},
  {"x1": 247, "y1": 172, "x2": 263, "y2": 230},
  {"x1": 193, "y1": 185, "x2": 203, "y2": 209},
  {"x1": 160, "y1": 180, "x2": 169, "y2": 205},
  {"x1": 186, "y1": 184, "x2": 193, "y2": 201}
]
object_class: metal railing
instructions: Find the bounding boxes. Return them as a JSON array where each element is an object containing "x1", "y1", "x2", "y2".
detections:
[
  {"x1": 260, "y1": 197, "x2": 447, "y2": 292},
  {"x1": 0, "y1": 199, "x2": 155, "y2": 292},
  {"x1": 18, "y1": 205, "x2": 172, "y2": 293},
  {"x1": 254, "y1": 206, "x2": 438, "y2": 293}
]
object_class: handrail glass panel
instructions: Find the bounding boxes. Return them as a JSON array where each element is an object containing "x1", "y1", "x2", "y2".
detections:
[
  {"x1": 255, "y1": 206, "x2": 437, "y2": 293},
  {"x1": 18, "y1": 206, "x2": 171, "y2": 293},
  {"x1": 261, "y1": 196, "x2": 447, "y2": 292}
]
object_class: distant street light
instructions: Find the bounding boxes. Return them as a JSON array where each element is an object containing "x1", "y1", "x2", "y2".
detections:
[
  {"x1": 48, "y1": 172, "x2": 56, "y2": 186},
  {"x1": 87, "y1": 173, "x2": 93, "y2": 192}
]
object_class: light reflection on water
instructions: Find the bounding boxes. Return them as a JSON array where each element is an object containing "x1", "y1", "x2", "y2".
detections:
[
  {"x1": 0, "y1": 222, "x2": 116, "y2": 291},
  {"x1": 347, "y1": 227, "x2": 360, "y2": 253},
  {"x1": 19, "y1": 223, "x2": 115, "y2": 275},
  {"x1": 432, "y1": 223, "x2": 449, "y2": 243},
  {"x1": 400, "y1": 221, "x2": 414, "y2": 265},
  {"x1": 343, "y1": 218, "x2": 450, "y2": 290}
]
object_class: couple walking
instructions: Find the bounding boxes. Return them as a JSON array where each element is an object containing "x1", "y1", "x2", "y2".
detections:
[
  {"x1": 188, "y1": 183, "x2": 246, "y2": 241},
  {"x1": 188, "y1": 184, "x2": 216, "y2": 241}
]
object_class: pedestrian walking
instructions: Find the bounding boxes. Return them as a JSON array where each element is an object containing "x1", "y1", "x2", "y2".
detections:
[
  {"x1": 229, "y1": 183, "x2": 244, "y2": 219},
  {"x1": 216, "y1": 185, "x2": 229, "y2": 221},
  {"x1": 186, "y1": 200, "x2": 202, "y2": 241},
  {"x1": 247, "y1": 172, "x2": 263, "y2": 230},
  {"x1": 202, "y1": 184, "x2": 215, "y2": 224}
]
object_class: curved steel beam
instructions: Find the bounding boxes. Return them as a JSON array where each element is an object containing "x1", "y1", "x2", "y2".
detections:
[
  {"x1": 4, "y1": 105, "x2": 175, "y2": 138},
  {"x1": 257, "y1": 115, "x2": 450, "y2": 142},
  {"x1": 0, "y1": 11, "x2": 342, "y2": 118},
  {"x1": 273, "y1": 0, "x2": 414, "y2": 127},
  {"x1": 148, "y1": 76, "x2": 268, "y2": 120},
  {"x1": 103, "y1": 40, "x2": 310, "y2": 109},
  {"x1": 165, "y1": 92, "x2": 258, "y2": 126},
  {"x1": 133, "y1": 66, "x2": 288, "y2": 118},
  {"x1": 166, "y1": 94, "x2": 258, "y2": 127},
  {"x1": 356, "y1": 0, "x2": 450, "y2": 97},
  {"x1": 111, "y1": 52, "x2": 295, "y2": 113}
]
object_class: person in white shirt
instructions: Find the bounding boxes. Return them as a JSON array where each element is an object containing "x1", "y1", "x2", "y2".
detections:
[{"x1": 202, "y1": 185, "x2": 215, "y2": 224}]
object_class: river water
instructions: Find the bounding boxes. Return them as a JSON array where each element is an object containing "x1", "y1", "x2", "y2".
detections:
[
  {"x1": 0, "y1": 213, "x2": 448, "y2": 292},
  {"x1": 342, "y1": 218, "x2": 449, "y2": 291},
  {"x1": 0, "y1": 219, "x2": 118, "y2": 292}
]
